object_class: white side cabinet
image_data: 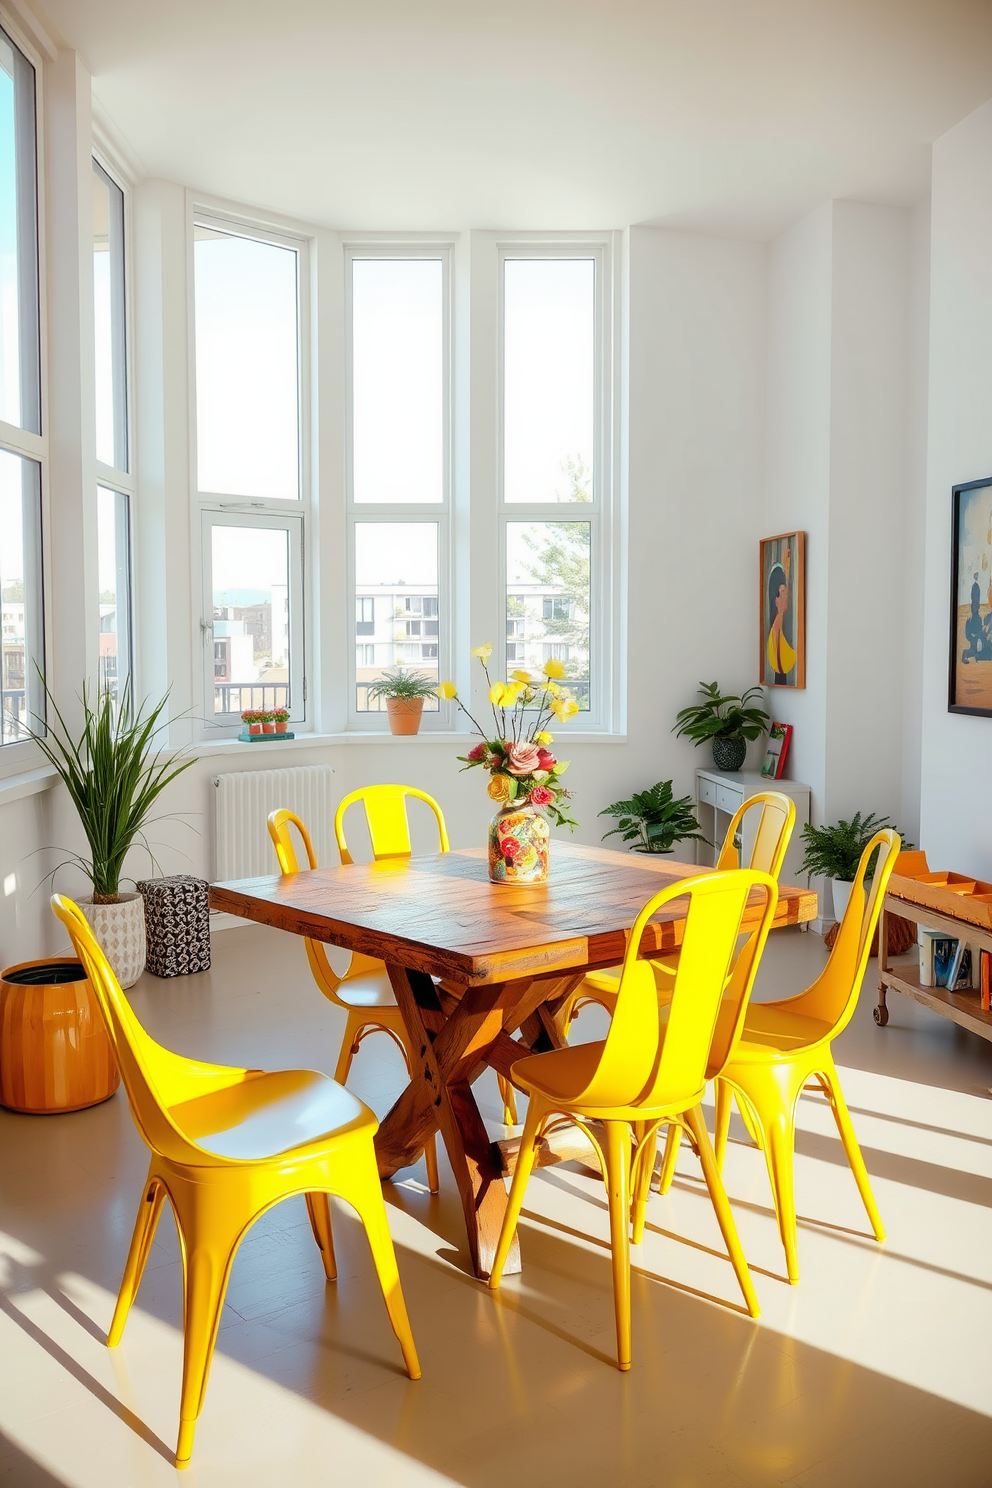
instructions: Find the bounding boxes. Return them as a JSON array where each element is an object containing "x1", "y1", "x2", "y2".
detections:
[{"x1": 694, "y1": 769, "x2": 811, "y2": 893}]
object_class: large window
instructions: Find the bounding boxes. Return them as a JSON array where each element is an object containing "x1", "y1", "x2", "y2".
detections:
[
  {"x1": 194, "y1": 216, "x2": 307, "y2": 728},
  {"x1": 96, "y1": 487, "x2": 131, "y2": 701},
  {"x1": 501, "y1": 253, "x2": 600, "y2": 715},
  {"x1": 347, "y1": 250, "x2": 448, "y2": 721},
  {"x1": 0, "y1": 26, "x2": 42, "y2": 749},
  {"x1": 0, "y1": 24, "x2": 40, "y2": 437}
]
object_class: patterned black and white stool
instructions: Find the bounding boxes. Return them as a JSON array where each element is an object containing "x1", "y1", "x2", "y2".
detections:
[{"x1": 136, "y1": 875, "x2": 211, "y2": 978}]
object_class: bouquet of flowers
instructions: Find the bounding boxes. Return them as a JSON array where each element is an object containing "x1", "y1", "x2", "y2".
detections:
[{"x1": 437, "y1": 644, "x2": 579, "y2": 831}]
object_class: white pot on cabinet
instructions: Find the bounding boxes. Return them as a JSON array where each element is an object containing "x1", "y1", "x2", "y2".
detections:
[
  {"x1": 77, "y1": 893, "x2": 146, "y2": 989},
  {"x1": 830, "y1": 878, "x2": 853, "y2": 925}
]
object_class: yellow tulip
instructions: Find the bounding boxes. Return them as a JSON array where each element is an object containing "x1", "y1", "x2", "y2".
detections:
[
  {"x1": 542, "y1": 681, "x2": 562, "y2": 697},
  {"x1": 510, "y1": 670, "x2": 532, "y2": 684},
  {"x1": 472, "y1": 642, "x2": 493, "y2": 664},
  {"x1": 551, "y1": 696, "x2": 580, "y2": 722},
  {"x1": 543, "y1": 658, "x2": 566, "y2": 679},
  {"x1": 436, "y1": 680, "x2": 457, "y2": 699},
  {"x1": 489, "y1": 682, "x2": 508, "y2": 706},
  {"x1": 488, "y1": 772, "x2": 512, "y2": 803},
  {"x1": 535, "y1": 731, "x2": 553, "y2": 745}
]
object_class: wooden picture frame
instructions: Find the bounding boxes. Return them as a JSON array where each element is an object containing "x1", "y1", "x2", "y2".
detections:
[
  {"x1": 948, "y1": 475, "x2": 992, "y2": 716},
  {"x1": 759, "y1": 531, "x2": 806, "y2": 689}
]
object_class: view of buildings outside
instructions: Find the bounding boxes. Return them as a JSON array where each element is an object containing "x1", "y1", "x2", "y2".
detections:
[{"x1": 212, "y1": 584, "x2": 290, "y2": 714}]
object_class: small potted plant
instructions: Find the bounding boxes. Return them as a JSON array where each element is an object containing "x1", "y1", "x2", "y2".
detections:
[
  {"x1": 366, "y1": 667, "x2": 440, "y2": 735},
  {"x1": 241, "y1": 709, "x2": 262, "y2": 736},
  {"x1": 272, "y1": 707, "x2": 291, "y2": 735},
  {"x1": 673, "y1": 681, "x2": 770, "y2": 773},
  {"x1": 599, "y1": 780, "x2": 709, "y2": 856},
  {"x1": 798, "y1": 811, "x2": 912, "y2": 922},
  {"x1": 260, "y1": 710, "x2": 276, "y2": 735}
]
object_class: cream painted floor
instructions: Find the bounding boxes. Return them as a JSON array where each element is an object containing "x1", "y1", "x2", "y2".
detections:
[{"x1": 1, "y1": 924, "x2": 991, "y2": 1487}]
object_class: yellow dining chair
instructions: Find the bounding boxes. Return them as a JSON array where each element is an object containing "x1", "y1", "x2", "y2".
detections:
[
  {"x1": 555, "y1": 791, "x2": 796, "y2": 1038},
  {"x1": 50, "y1": 894, "x2": 420, "y2": 1471},
  {"x1": 674, "y1": 828, "x2": 901, "y2": 1284},
  {"x1": 335, "y1": 783, "x2": 519, "y2": 1128},
  {"x1": 488, "y1": 869, "x2": 779, "y2": 1370}
]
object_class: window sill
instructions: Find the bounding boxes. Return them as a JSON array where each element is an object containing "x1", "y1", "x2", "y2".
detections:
[
  {"x1": 0, "y1": 764, "x2": 59, "y2": 805},
  {"x1": 195, "y1": 729, "x2": 628, "y2": 756}
]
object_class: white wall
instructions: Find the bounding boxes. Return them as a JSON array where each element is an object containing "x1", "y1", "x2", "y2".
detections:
[{"x1": 919, "y1": 100, "x2": 992, "y2": 872}]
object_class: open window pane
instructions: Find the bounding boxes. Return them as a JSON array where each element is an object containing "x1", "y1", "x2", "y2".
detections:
[
  {"x1": 0, "y1": 449, "x2": 43, "y2": 743},
  {"x1": 354, "y1": 522, "x2": 439, "y2": 712},
  {"x1": 506, "y1": 521, "x2": 591, "y2": 710},
  {"x1": 211, "y1": 525, "x2": 292, "y2": 715},
  {"x1": 194, "y1": 227, "x2": 300, "y2": 499},
  {"x1": 503, "y1": 259, "x2": 594, "y2": 504},
  {"x1": 93, "y1": 162, "x2": 127, "y2": 471},
  {"x1": 352, "y1": 259, "x2": 443, "y2": 503},
  {"x1": 0, "y1": 26, "x2": 40, "y2": 435},
  {"x1": 97, "y1": 487, "x2": 131, "y2": 701}
]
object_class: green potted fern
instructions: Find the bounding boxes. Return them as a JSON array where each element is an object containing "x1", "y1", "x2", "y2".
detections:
[
  {"x1": 366, "y1": 667, "x2": 439, "y2": 735},
  {"x1": 25, "y1": 680, "x2": 195, "y2": 987},
  {"x1": 798, "y1": 811, "x2": 912, "y2": 921},
  {"x1": 673, "y1": 681, "x2": 770, "y2": 772},
  {"x1": 599, "y1": 780, "x2": 709, "y2": 855}
]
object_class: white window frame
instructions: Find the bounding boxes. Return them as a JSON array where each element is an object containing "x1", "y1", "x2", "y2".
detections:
[
  {"x1": 0, "y1": 10, "x2": 48, "y2": 760},
  {"x1": 190, "y1": 206, "x2": 311, "y2": 736},
  {"x1": 344, "y1": 241, "x2": 453, "y2": 731},
  {"x1": 92, "y1": 148, "x2": 135, "y2": 702},
  {"x1": 495, "y1": 237, "x2": 618, "y2": 733}
]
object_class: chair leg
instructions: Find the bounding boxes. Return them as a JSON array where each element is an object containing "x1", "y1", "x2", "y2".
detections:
[
  {"x1": 656, "y1": 1122, "x2": 681, "y2": 1194},
  {"x1": 554, "y1": 989, "x2": 581, "y2": 1041},
  {"x1": 305, "y1": 1192, "x2": 337, "y2": 1280},
  {"x1": 333, "y1": 1011, "x2": 365, "y2": 1086},
  {"x1": 631, "y1": 1123, "x2": 657, "y2": 1245},
  {"x1": 108, "y1": 1175, "x2": 167, "y2": 1348},
  {"x1": 497, "y1": 1075, "x2": 518, "y2": 1127},
  {"x1": 489, "y1": 1099, "x2": 545, "y2": 1290},
  {"x1": 342, "y1": 1154, "x2": 421, "y2": 1381},
  {"x1": 603, "y1": 1121, "x2": 634, "y2": 1369},
  {"x1": 685, "y1": 1104, "x2": 759, "y2": 1318},
  {"x1": 760, "y1": 1106, "x2": 801, "y2": 1285},
  {"x1": 174, "y1": 1211, "x2": 245, "y2": 1469},
  {"x1": 714, "y1": 1080, "x2": 733, "y2": 1168},
  {"x1": 820, "y1": 1063, "x2": 886, "y2": 1243}
]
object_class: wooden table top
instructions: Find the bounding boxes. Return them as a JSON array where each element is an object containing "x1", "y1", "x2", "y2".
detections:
[{"x1": 210, "y1": 841, "x2": 817, "y2": 988}]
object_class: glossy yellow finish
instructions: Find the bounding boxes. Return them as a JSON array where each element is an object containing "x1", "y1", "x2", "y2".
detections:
[
  {"x1": 677, "y1": 828, "x2": 901, "y2": 1285},
  {"x1": 558, "y1": 792, "x2": 796, "y2": 1036},
  {"x1": 333, "y1": 784, "x2": 450, "y2": 864},
  {"x1": 488, "y1": 869, "x2": 779, "y2": 1369},
  {"x1": 50, "y1": 894, "x2": 420, "y2": 1470}
]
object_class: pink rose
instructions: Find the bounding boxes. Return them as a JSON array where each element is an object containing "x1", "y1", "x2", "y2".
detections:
[
  {"x1": 502, "y1": 837, "x2": 522, "y2": 861},
  {"x1": 467, "y1": 741, "x2": 488, "y2": 762},
  {"x1": 529, "y1": 785, "x2": 554, "y2": 807},
  {"x1": 536, "y1": 749, "x2": 557, "y2": 771},
  {"x1": 504, "y1": 741, "x2": 542, "y2": 776}
]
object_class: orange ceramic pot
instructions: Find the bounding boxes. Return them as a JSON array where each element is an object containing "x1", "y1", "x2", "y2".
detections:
[
  {"x1": 386, "y1": 697, "x2": 424, "y2": 735},
  {"x1": 0, "y1": 958, "x2": 120, "y2": 1113}
]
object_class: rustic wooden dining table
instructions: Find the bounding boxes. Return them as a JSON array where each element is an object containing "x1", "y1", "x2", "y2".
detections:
[{"x1": 210, "y1": 841, "x2": 816, "y2": 1279}]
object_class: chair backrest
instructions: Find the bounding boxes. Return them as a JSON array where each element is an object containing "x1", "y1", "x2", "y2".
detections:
[
  {"x1": 573, "y1": 870, "x2": 778, "y2": 1112},
  {"x1": 791, "y1": 828, "x2": 901, "y2": 1034},
  {"x1": 266, "y1": 809, "x2": 383, "y2": 991},
  {"x1": 334, "y1": 785, "x2": 450, "y2": 865},
  {"x1": 50, "y1": 895, "x2": 247, "y2": 1165},
  {"x1": 717, "y1": 791, "x2": 796, "y2": 878}
]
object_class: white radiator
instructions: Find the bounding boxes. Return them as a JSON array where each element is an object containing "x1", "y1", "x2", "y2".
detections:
[{"x1": 213, "y1": 765, "x2": 337, "y2": 880}]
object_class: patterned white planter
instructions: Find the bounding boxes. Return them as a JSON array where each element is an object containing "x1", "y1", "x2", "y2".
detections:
[
  {"x1": 78, "y1": 893, "x2": 147, "y2": 989},
  {"x1": 831, "y1": 878, "x2": 853, "y2": 924}
]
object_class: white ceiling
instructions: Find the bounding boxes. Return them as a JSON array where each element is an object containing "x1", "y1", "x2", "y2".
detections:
[{"x1": 29, "y1": 0, "x2": 992, "y2": 238}]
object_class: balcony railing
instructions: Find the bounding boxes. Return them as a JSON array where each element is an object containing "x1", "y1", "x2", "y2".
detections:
[{"x1": 213, "y1": 682, "x2": 290, "y2": 715}]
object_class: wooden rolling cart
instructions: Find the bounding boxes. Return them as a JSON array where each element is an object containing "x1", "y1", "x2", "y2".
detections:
[{"x1": 876, "y1": 850, "x2": 992, "y2": 1044}]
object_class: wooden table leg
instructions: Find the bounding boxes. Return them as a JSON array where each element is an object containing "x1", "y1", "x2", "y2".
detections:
[{"x1": 876, "y1": 905, "x2": 891, "y2": 1026}]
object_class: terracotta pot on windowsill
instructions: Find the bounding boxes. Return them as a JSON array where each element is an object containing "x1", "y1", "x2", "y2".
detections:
[
  {"x1": 275, "y1": 721, "x2": 289, "y2": 734},
  {"x1": 386, "y1": 698, "x2": 425, "y2": 736},
  {"x1": 262, "y1": 723, "x2": 275, "y2": 734}
]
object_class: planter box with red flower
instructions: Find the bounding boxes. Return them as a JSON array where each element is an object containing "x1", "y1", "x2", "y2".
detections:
[{"x1": 239, "y1": 708, "x2": 294, "y2": 742}]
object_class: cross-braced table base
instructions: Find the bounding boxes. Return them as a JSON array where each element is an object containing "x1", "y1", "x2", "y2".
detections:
[{"x1": 374, "y1": 965, "x2": 585, "y2": 1278}]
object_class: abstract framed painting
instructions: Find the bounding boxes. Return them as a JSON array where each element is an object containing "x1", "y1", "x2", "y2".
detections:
[
  {"x1": 759, "y1": 531, "x2": 806, "y2": 689},
  {"x1": 949, "y1": 475, "x2": 992, "y2": 716}
]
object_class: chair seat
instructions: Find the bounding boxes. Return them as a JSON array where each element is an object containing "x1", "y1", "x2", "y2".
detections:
[
  {"x1": 170, "y1": 1068, "x2": 376, "y2": 1161},
  {"x1": 729, "y1": 1002, "x2": 833, "y2": 1061},
  {"x1": 511, "y1": 1039, "x2": 703, "y2": 1122}
]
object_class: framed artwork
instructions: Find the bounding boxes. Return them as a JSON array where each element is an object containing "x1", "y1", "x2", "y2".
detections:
[
  {"x1": 759, "y1": 531, "x2": 805, "y2": 689},
  {"x1": 949, "y1": 475, "x2": 992, "y2": 716}
]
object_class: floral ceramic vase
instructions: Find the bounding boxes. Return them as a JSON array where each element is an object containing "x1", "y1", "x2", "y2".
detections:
[{"x1": 488, "y1": 802, "x2": 551, "y2": 885}]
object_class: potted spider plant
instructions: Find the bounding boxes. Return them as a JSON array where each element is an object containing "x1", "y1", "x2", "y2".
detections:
[
  {"x1": 23, "y1": 679, "x2": 195, "y2": 988},
  {"x1": 366, "y1": 667, "x2": 439, "y2": 735},
  {"x1": 599, "y1": 780, "x2": 709, "y2": 856},
  {"x1": 798, "y1": 812, "x2": 912, "y2": 921},
  {"x1": 673, "y1": 681, "x2": 770, "y2": 772}
]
